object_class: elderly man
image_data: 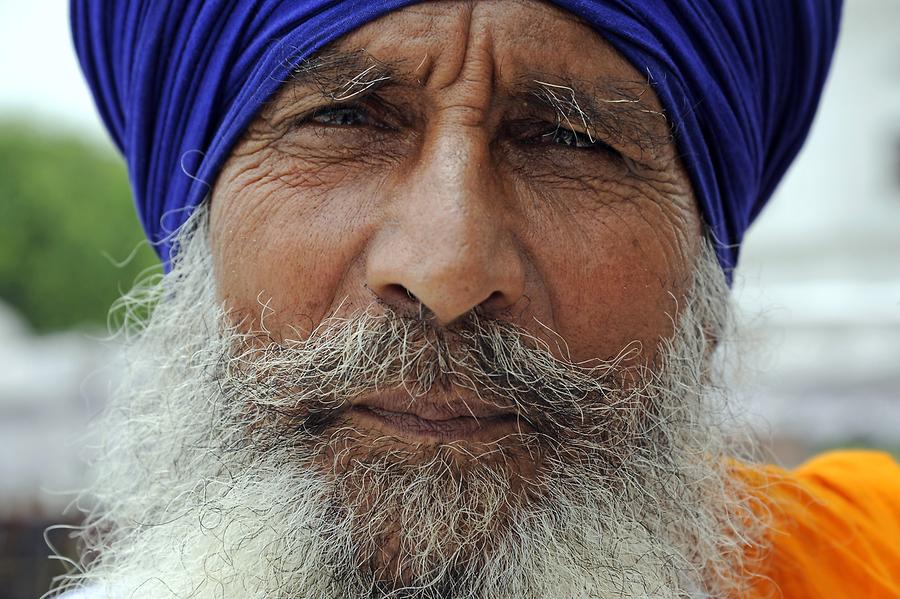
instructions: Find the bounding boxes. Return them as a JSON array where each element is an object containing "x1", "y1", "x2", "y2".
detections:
[{"x1": 56, "y1": 1, "x2": 899, "y2": 598}]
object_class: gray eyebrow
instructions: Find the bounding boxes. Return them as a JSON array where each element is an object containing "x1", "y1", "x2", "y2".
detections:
[
  {"x1": 286, "y1": 49, "x2": 400, "y2": 102},
  {"x1": 517, "y1": 76, "x2": 671, "y2": 152},
  {"x1": 281, "y1": 49, "x2": 671, "y2": 153}
]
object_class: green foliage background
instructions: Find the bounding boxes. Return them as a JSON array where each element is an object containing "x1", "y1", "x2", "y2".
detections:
[{"x1": 0, "y1": 119, "x2": 160, "y2": 332}]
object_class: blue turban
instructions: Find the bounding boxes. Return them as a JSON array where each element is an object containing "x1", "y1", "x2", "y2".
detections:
[{"x1": 71, "y1": 0, "x2": 842, "y2": 278}]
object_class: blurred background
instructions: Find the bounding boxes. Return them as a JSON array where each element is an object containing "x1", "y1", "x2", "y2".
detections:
[{"x1": 1, "y1": 0, "x2": 898, "y2": 597}]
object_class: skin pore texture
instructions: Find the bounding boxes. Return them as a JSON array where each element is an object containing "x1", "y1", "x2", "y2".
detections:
[{"x1": 57, "y1": 2, "x2": 767, "y2": 598}]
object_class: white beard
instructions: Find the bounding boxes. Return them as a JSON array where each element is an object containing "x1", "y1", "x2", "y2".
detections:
[{"x1": 55, "y1": 205, "x2": 764, "y2": 599}]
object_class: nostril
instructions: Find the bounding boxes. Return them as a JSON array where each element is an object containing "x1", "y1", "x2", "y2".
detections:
[
  {"x1": 480, "y1": 289, "x2": 511, "y2": 311},
  {"x1": 380, "y1": 283, "x2": 419, "y2": 306}
]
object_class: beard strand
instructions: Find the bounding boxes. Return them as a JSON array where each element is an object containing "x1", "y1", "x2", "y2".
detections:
[{"x1": 53, "y1": 204, "x2": 765, "y2": 599}]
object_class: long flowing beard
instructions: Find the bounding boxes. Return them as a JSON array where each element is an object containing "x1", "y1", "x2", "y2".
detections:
[{"x1": 53, "y1": 205, "x2": 764, "y2": 599}]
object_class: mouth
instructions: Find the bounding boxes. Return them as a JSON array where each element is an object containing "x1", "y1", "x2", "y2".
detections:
[{"x1": 349, "y1": 391, "x2": 526, "y2": 444}]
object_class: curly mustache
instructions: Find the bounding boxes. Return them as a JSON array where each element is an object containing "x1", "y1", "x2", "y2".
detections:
[{"x1": 220, "y1": 304, "x2": 652, "y2": 454}]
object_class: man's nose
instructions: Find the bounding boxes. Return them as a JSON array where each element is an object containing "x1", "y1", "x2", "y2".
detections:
[{"x1": 365, "y1": 128, "x2": 526, "y2": 325}]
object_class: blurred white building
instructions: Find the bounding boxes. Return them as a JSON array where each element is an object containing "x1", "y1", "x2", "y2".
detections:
[
  {"x1": 732, "y1": 0, "x2": 900, "y2": 456},
  {"x1": 0, "y1": 302, "x2": 111, "y2": 519}
]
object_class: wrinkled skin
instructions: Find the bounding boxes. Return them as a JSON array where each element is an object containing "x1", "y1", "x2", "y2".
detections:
[
  {"x1": 213, "y1": 0, "x2": 710, "y2": 587},
  {"x1": 210, "y1": 0, "x2": 703, "y2": 575},
  {"x1": 211, "y1": 0, "x2": 701, "y2": 360}
]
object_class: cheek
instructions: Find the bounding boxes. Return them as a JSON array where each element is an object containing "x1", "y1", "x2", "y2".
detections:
[
  {"x1": 210, "y1": 149, "x2": 381, "y2": 333},
  {"x1": 521, "y1": 175, "x2": 700, "y2": 365}
]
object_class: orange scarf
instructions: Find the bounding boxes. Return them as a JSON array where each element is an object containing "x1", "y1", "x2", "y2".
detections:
[{"x1": 742, "y1": 451, "x2": 900, "y2": 598}]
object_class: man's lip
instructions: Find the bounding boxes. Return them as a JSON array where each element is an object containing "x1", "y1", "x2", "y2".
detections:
[
  {"x1": 349, "y1": 391, "x2": 523, "y2": 443},
  {"x1": 352, "y1": 390, "x2": 514, "y2": 421}
]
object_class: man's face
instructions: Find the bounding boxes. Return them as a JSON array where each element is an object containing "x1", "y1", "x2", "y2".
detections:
[{"x1": 71, "y1": 3, "x2": 756, "y2": 599}]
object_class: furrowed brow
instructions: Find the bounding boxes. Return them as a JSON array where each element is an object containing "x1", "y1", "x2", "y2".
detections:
[
  {"x1": 515, "y1": 75, "x2": 671, "y2": 152},
  {"x1": 284, "y1": 48, "x2": 400, "y2": 102}
]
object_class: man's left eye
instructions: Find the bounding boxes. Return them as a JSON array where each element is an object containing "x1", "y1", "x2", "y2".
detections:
[
  {"x1": 544, "y1": 127, "x2": 604, "y2": 149},
  {"x1": 307, "y1": 106, "x2": 370, "y2": 127}
]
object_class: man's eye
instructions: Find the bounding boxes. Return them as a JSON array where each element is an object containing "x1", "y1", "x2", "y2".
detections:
[
  {"x1": 307, "y1": 106, "x2": 370, "y2": 127},
  {"x1": 544, "y1": 127, "x2": 606, "y2": 150}
]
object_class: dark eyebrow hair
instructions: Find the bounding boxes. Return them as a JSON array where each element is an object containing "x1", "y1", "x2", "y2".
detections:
[{"x1": 282, "y1": 48, "x2": 671, "y2": 153}]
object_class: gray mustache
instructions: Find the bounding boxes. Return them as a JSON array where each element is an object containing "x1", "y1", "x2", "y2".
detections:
[{"x1": 221, "y1": 306, "x2": 645, "y2": 442}]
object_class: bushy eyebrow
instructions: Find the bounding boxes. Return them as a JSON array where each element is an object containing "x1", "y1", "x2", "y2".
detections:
[
  {"x1": 512, "y1": 75, "x2": 671, "y2": 152},
  {"x1": 282, "y1": 49, "x2": 671, "y2": 152},
  {"x1": 286, "y1": 49, "x2": 400, "y2": 102}
]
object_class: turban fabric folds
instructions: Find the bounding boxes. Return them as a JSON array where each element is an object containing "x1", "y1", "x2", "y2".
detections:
[{"x1": 71, "y1": 0, "x2": 842, "y2": 278}]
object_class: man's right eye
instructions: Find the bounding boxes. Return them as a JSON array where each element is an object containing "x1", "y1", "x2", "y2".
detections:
[{"x1": 307, "y1": 105, "x2": 371, "y2": 127}]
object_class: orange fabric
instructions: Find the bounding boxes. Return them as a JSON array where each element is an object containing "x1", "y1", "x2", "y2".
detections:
[{"x1": 744, "y1": 451, "x2": 900, "y2": 598}]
